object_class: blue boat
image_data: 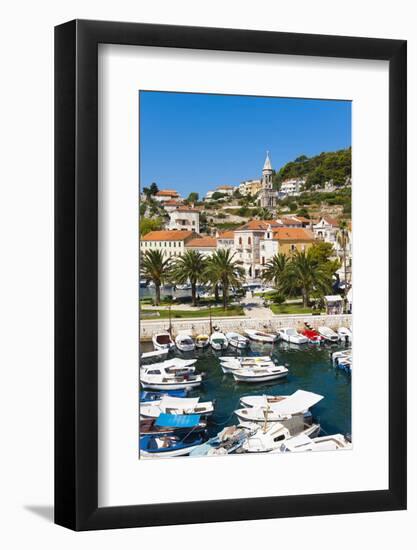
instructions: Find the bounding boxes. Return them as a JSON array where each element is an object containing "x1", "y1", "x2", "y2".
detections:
[
  {"x1": 140, "y1": 413, "x2": 207, "y2": 436},
  {"x1": 140, "y1": 389, "x2": 188, "y2": 403},
  {"x1": 140, "y1": 415, "x2": 208, "y2": 457}
]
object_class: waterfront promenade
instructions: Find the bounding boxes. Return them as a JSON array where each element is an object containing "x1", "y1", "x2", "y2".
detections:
[{"x1": 140, "y1": 312, "x2": 352, "y2": 340}]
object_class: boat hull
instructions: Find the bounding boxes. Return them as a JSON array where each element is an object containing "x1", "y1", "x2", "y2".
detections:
[
  {"x1": 232, "y1": 371, "x2": 288, "y2": 383},
  {"x1": 140, "y1": 379, "x2": 202, "y2": 390}
]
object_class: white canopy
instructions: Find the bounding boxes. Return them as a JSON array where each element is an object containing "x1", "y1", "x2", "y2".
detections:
[
  {"x1": 160, "y1": 396, "x2": 200, "y2": 409},
  {"x1": 267, "y1": 390, "x2": 323, "y2": 415}
]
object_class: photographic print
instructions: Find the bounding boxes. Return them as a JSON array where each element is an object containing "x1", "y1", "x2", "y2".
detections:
[{"x1": 139, "y1": 91, "x2": 352, "y2": 459}]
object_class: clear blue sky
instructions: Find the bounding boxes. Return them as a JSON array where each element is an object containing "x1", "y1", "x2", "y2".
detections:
[{"x1": 139, "y1": 91, "x2": 351, "y2": 197}]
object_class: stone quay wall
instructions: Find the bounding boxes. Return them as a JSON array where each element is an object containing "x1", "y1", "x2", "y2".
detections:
[{"x1": 140, "y1": 314, "x2": 352, "y2": 341}]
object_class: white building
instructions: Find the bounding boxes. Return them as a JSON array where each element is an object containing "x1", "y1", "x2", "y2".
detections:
[
  {"x1": 216, "y1": 230, "x2": 235, "y2": 250},
  {"x1": 280, "y1": 178, "x2": 305, "y2": 196},
  {"x1": 215, "y1": 185, "x2": 235, "y2": 196},
  {"x1": 167, "y1": 206, "x2": 200, "y2": 233},
  {"x1": 312, "y1": 215, "x2": 339, "y2": 245},
  {"x1": 233, "y1": 220, "x2": 281, "y2": 279},
  {"x1": 141, "y1": 230, "x2": 198, "y2": 258},
  {"x1": 154, "y1": 189, "x2": 180, "y2": 203}
]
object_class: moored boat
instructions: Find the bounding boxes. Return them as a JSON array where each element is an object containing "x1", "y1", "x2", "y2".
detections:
[
  {"x1": 225, "y1": 332, "x2": 249, "y2": 349},
  {"x1": 140, "y1": 396, "x2": 215, "y2": 418},
  {"x1": 189, "y1": 424, "x2": 258, "y2": 457},
  {"x1": 232, "y1": 365, "x2": 288, "y2": 383},
  {"x1": 152, "y1": 332, "x2": 175, "y2": 351},
  {"x1": 318, "y1": 326, "x2": 339, "y2": 343},
  {"x1": 140, "y1": 430, "x2": 208, "y2": 458},
  {"x1": 210, "y1": 331, "x2": 228, "y2": 350},
  {"x1": 195, "y1": 334, "x2": 210, "y2": 348},
  {"x1": 275, "y1": 432, "x2": 352, "y2": 453},
  {"x1": 337, "y1": 326, "x2": 352, "y2": 343},
  {"x1": 140, "y1": 366, "x2": 203, "y2": 391},
  {"x1": 236, "y1": 390, "x2": 324, "y2": 422},
  {"x1": 140, "y1": 413, "x2": 206, "y2": 435},
  {"x1": 244, "y1": 329, "x2": 277, "y2": 344},
  {"x1": 175, "y1": 331, "x2": 195, "y2": 352},
  {"x1": 220, "y1": 357, "x2": 274, "y2": 374},
  {"x1": 242, "y1": 422, "x2": 320, "y2": 453},
  {"x1": 140, "y1": 389, "x2": 188, "y2": 403},
  {"x1": 300, "y1": 327, "x2": 324, "y2": 344},
  {"x1": 277, "y1": 327, "x2": 308, "y2": 345}
]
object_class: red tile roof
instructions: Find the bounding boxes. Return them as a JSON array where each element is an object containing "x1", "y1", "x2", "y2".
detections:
[
  {"x1": 142, "y1": 230, "x2": 195, "y2": 241},
  {"x1": 156, "y1": 190, "x2": 179, "y2": 197},
  {"x1": 218, "y1": 230, "x2": 235, "y2": 239},
  {"x1": 235, "y1": 220, "x2": 281, "y2": 231},
  {"x1": 271, "y1": 228, "x2": 315, "y2": 241},
  {"x1": 185, "y1": 237, "x2": 217, "y2": 248}
]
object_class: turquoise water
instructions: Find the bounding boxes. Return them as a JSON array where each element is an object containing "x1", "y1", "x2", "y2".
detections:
[{"x1": 140, "y1": 341, "x2": 351, "y2": 438}]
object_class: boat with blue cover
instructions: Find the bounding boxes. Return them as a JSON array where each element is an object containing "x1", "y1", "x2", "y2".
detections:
[
  {"x1": 140, "y1": 416, "x2": 208, "y2": 457},
  {"x1": 140, "y1": 413, "x2": 207, "y2": 435}
]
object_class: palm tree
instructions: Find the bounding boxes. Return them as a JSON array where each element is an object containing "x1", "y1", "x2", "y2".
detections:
[
  {"x1": 262, "y1": 253, "x2": 288, "y2": 288},
  {"x1": 280, "y1": 249, "x2": 332, "y2": 308},
  {"x1": 140, "y1": 249, "x2": 172, "y2": 306},
  {"x1": 337, "y1": 219, "x2": 350, "y2": 290},
  {"x1": 204, "y1": 249, "x2": 245, "y2": 310},
  {"x1": 172, "y1": 250, "x2": 206, "y2": 306},
  {"x1": 257, "y1": 207, "x2": 272, "y2": 220}
]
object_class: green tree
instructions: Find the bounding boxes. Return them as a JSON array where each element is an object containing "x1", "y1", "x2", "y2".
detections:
[
  {"x1": 262, "y1": 253, "x2": 288, "y2": 288},
  {"x1": 280, "y1": 249, "x2": 333, "y2": 307},
  {"x1": 149, "y1": 182, "x2": 159, "y2": 195},
  {"x1": 204, "y1": 249, "x2": 245, "y2": 310},
  {"x1": 186, "y1": 192, "x2": 199, "y2": 203},
  {"x1": 140, "y1": 249, "x2": 172, "y2": 306},
  {"x1": 171, "y1": 250, "x2": 206, "y2": 306},
  {"x1": 140, "y1": 217, "x2": 163, "y2": 236}
]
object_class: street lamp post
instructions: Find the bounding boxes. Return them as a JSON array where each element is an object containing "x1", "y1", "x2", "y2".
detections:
[{"x1": 209, "y1": 304, "x2": 213, "y2": 335}]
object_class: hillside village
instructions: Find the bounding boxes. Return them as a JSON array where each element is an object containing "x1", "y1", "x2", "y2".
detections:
[{"x1": 140, "y1": 149, "x2": 352, "y2": 286}]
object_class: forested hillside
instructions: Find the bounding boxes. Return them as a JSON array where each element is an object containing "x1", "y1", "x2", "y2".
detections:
[{"x1": 273, "y1": 147, "x2": 351, "y2": 189}]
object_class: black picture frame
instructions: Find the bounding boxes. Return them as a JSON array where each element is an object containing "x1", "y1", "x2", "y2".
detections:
[{"x1": 55, "y1": 19, "x2": 407, "y2": 531}]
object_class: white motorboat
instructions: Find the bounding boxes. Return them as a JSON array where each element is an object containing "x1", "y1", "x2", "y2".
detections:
[
  {"x1": 232, "y1": 365, "x2": 288, "y2": 383},
  {"x1": 152, "y1": 332, "x2": 175, "y2": 351},
  {"x1": 220, "y1": 355, "x2": 271, "y2": 363},
  {"x1": 225, "y1": 332, "x2": 249, "y2": 349},
  {"x1": 242, "y1": 422, "x2": 320, "y2": 453},
  {"x1": 236, "y1": 390, "x2": 324, "y2": 422},
  {"x1": 140, "y1": 396, "x2": 215, "y2": 418},
  {"x1": 220, "y1": 358, "x2": 274, "y2": 374},
  {"x1": 337, "y1": 326, "x2": 352, "y2": 343},
  {"x1": 244, "y1": 329, "x2": 277, "y2": 344},
  {"x1": 176, "y1": 283, "x2": 191, "y2": 290},
  {"x1": 175, "y1": 331, "x2": 195, "y2": 352},
  {"x1": 195, "y1": 334, "x2": 210, "y2": 348},
  {"x1": 140, "y1": 349, "x2": 169, "y2": 363},
  {"x1": 142, "y1": 357, "x2": 197, "y2": 373},
  {"x1": 210, "y1": 332, "x2": 228, "y2": 351},
  {"x1": 275, "y1": 432, "x2": 352, "y2": 453},
  {"x1": 318, "y1": 326, "x2": 339, "y2": 343},
  {"x1": 277, "y1": 327, "x2": 308, "y2": 345},
  {"x1": 140, "y1": 366, "x2": 203, "y2": 391}
]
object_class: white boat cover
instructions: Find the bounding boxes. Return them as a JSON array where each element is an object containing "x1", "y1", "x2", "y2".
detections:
[
  {"x1": 267, "y1": 390, "x2": 323, "y2": 415},
  {"x1": 159, "y1": 396, "x2": 200, "y2": 409}
]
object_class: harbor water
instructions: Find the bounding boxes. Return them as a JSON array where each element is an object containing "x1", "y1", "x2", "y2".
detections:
[{"x1": 140, "y1": 340, "x2": 352, "y2": 439}]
